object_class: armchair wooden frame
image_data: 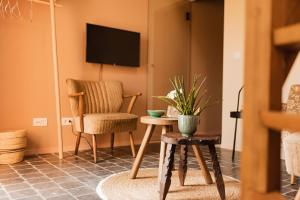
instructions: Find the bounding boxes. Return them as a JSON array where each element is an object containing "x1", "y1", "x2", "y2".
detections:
[{"x1": 68, "y1": 92, "x2": 142, "y2": 163}]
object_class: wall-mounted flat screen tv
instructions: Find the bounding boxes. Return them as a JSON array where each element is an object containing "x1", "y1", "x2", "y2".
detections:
[{"x1": 86, "y1": 23, "x2": 140, "y2": 67}]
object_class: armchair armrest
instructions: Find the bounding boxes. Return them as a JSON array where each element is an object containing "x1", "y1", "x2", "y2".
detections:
[
  {"x1": 68, "y1": 92, "x2": 85, "y2": 132},
  {"x1": 123, "y1": 93, "x2": 142, "y2": 98},
  {"x1": 123, "y1": 93, "x2": 142, "y2": 114}
]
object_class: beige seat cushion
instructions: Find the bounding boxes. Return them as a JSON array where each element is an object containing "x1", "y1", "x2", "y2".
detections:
[
  {"x1": 74, "y1": 113, "x2": 138, "y2": 134},
  {"x1": 283, "y1": 134, "x2": 300, "y2": 176}
]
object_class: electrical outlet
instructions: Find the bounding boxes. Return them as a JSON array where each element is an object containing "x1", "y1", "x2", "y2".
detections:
[
  {"x1": 33, "y1": 118, "x2": 48, "y2": 127},
  {"x1": 61, "y1": 117, "x2": 73, "y2": 126}
]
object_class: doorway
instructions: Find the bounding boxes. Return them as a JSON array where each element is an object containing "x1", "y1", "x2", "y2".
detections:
[{"x1": 148, "y1": 0, "x2": 224, "y2": 133}]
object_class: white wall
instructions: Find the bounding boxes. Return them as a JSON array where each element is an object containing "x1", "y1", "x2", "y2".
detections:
[
  {"x1": 221, "y1": 0, "x2": 300, "y2": 152},
  {"x1": 221, "y1": 0, "x2": 245, "y2": 151}
]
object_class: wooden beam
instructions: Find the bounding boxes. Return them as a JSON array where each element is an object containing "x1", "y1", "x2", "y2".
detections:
[
  {"x1": 274, "y1": 23, "x2": 300, "y2": 50},
  {"x1": 261, "y1": 111, "x2": 300, "y2": 132},
  {"x1": 242, "y1": 0, "x2": 284, "y2": 197},
  {"x1": 49, "y1": 0, "x2": 63, "y2": 159},
  {"x1": 242, "y1": 0, "x2": 273, "y2": 194}
]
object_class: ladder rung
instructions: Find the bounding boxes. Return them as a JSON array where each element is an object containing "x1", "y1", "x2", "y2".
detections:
[
  {"x1": 273, "y1": 23, "x2": 300, "y2": 50},
  {"x1": 261, "y1": 111, "x2": 300, "y2": 132}
]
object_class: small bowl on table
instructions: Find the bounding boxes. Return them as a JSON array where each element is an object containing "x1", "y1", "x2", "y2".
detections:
[{"x1": 147, "y1": 110, "x2": 165, "y2": 118}]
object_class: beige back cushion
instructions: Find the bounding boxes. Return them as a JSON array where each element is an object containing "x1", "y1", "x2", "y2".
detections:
[
  {"x1": 66, "y1": 79, "x2": 124, "y2": 116},
  {"x1": 287, "y1": 85, "x2": 300, "y2": 114}
]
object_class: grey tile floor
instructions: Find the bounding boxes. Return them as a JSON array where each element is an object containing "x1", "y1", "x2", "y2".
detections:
[{"x1": 0, "y1": 144, "x2": 298, "y2": 200}]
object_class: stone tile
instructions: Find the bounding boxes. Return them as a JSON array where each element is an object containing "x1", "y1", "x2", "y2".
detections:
[
  {"x1": 52, "y1": 176, "x2": 77, "y2": 184},
  {"x1": 59, "y1": 181, "x2": 84, "y2": 189},
  {"x1": 52, "y1": 163, "x2": 74, "y2": 169},
  {"x1": 68, "y1": 171, "x2": 90, "y2": 178},
  {"x1": 0, "y1": 189, "x2": 7, "y2": 198},
  {"x1": 29, "y1": 161, "x2": 48, "y2": 166},
  {"x1": 0, "y1": 173, "x2": 19, "y2": 180},
  {"x1": 67, "y1": 186, "x2": 94, "y2": 197},
  {"x1": 26, "y1": 176, "x2": 51, "y2": 184},
  {"x1": 32, "y1": 181, "x2": 60, "y2": 191},
  {"x1": 21, "y1": 172, "x2": 44, "y2": 179},
  {"x1": 9, "y1": 188, "x2": 37, "y2": 199},
  {"x1": 4, "y1": 182, "x2": 30, "y2": 192},
  {"x1": 45, "y1": 171, "x2": 66, "y2": 178},
  {"x1": 90, "y1": 170, "x2": 112, "y2": 177},
  {"x1": 16, "y1": 168, "x2": 39, "y2": 175},
  {"x1": 76, "y1": 175, "x2": 99, "y2": 183},
  {"x1": 0, "y1": 168, "x2": 15, "y2": 175},
  {"x1": 39, "y1": 188, "x2": 67, "y2": 199},
  {"x1": 17, "y1": 195, "x2": 43, "y2": 200},
  {"x1": 77, "y1": 193, "x2": 101, "y2": 200},
  {"x1": 47, "y1": 194, "x2": 76, "y2": 200},
  {"x1": 0, "y1": 178, "x2": 24, "y2": 185},
  {"x1": 39, "y1": 168, "x2": 61, "y2": 173},
  {"x1": 34, "y1": 164, "x2": 55, "y2": 170},
  {"x1": 61, "y1": 167, "x2": 84, "y2": 173}
]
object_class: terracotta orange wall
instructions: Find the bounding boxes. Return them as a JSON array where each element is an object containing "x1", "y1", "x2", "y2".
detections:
[{"x1": 0, "y1": 0, "x2": 149, "y2": 154}]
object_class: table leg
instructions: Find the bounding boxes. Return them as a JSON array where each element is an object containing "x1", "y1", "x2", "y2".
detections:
[
  {"x1": 160, "y1": 143, "x2": 176, "y2": 200},
  {"x1": 178, "y1": 144, "x2": 188, "y2": 186},
  {"x1": 208, "y1": 142, "x2": 225, "y2": 200},
  {"x1": 130, "y1": 124, "x2": 156, "y2": 179},
  {"x1": 192, "y1": 145, "x2": 213, "y2": 184},
  {"x1": 158, "y1": 126, "x2": 169, "y2": 184}
]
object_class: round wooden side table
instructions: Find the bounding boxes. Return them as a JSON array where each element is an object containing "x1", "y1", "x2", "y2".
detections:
[
  {"x1": 130, "y1": 116, "x2": 213, "y2": 186},
  {"x1": 130, "y1": 116, "x2": 177, "y2": 179}
]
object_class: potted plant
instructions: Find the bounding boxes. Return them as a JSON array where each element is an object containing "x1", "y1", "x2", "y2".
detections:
[{"x1": 154, "y1": 75, "x2": 216, "y2": 137}]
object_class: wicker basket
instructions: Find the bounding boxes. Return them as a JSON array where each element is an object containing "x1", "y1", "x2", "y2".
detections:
[{"x1": 0, "y1": 130, "x2": 27, "y2": 164}]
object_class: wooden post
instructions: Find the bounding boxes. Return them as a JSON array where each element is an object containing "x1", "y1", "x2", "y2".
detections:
[
  {"x1": 242, "y1": 0, "x2": 300, "y2": 199},
  {"x1": 49, "y1": 0, "x2": 63, "y2": 159}
]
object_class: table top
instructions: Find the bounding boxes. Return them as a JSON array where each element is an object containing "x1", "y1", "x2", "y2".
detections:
[
  {"x1": 161, "y1": 132, "x2": 221, "y2": 145},
  {"x1": 140, "y1": 116, "x2": 178, "y2": 126}
]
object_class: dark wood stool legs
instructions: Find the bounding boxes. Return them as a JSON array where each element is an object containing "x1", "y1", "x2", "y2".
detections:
[
  {"x1": 208, "y1": 142, "x2": 225, "y2": 200},
  {"x1": 160, "y1": 133, "x2": 225, "y2": 200},
  {"x1": 178, "y1": 145, "x2": 188, "y2": 186},
  {"x1": 160, "y1": 144, "x2": 176, "y2": 200}
]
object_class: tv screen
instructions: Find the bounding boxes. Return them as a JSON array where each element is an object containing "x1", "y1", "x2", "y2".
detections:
[{"x1": 86, "y1": 23, "x2": 140, "y2": 67}]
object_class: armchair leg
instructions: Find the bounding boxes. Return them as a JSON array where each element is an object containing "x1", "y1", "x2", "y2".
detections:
[
  {"x1": 92, "y1": 134, "x2": 97, "y2": 163},
  {"x1": 129, "y1": 131, "x2": 136, "y2": 158},
  {"x1": 111, "y1": 133, "x2": 115, "y2": 152},
  {"x1": 74, "y1": 133, "x2": 81, "y2": 155},
  {"x1": 291, "y1": 175, "x2": 296, "y2": 185}
]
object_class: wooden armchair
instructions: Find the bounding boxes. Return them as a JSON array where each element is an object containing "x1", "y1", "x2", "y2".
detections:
[{"x1": 66, "y1": 79, "x2": 142, "y2": 163}]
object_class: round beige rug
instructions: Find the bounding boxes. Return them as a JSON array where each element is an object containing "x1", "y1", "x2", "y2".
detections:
[{"x1": 96, "y1": 168, "x2": 240, "y2": 200}]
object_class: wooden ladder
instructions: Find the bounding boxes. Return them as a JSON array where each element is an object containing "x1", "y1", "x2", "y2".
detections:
[{"x1": 242, "y1": 0, "x2": 300, "y2": 199}]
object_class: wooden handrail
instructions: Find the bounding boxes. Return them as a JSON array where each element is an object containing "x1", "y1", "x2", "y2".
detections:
[
  {"x1": 260, "y1": 111, "x2": 300, "y2": 132},
  {"x1": 273, "y1": 23, "x2": 300, "y2": 50}
]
